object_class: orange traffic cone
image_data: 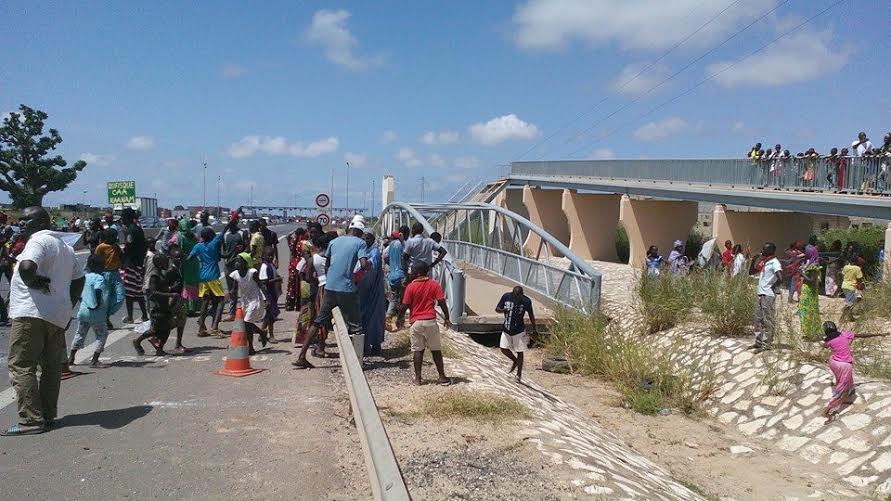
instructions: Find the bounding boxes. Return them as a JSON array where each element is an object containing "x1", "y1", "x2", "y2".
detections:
[{"x1": 216, "y1": 306, "x2": 264, "y2": 377}]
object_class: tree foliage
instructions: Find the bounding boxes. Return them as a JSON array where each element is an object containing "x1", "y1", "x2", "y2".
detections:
[{"x1": 0, "y1": 105, "x2": 86, "y2": 208}]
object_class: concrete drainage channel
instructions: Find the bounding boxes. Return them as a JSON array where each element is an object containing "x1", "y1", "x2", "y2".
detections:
[{"x1": 331, "y1": 307, "x2": 411, "y2": 501}]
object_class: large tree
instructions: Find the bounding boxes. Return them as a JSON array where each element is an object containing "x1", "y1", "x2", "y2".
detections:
[{"x1": 0, "y1": 105, "x2": 87, "y2": 208}]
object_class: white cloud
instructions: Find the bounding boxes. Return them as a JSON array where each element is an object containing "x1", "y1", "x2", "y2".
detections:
[
  {"x1": 379, "y1": 130, "x2": 397, "y2": 144},
  {"x1": 706, "y1": 28, "x2": 852, "y2": 88},
  {"x1": 610, "y1": 62, "x2": 671, "y2": 96},
  {"x1": 589, "y1": 148, "x2": 615, "y2": 160},
  {"x1": 228, "y1": 135, "x2": 339, "y2": 159},
  {"x1": 80, "y1": 153, "x2": 115, "y2": 166},
  {"x1": 395, "y1": 148, "x2": 421, "y2": 168},
  {"x1": 428, "y1": 153, "x2": 445, "y2": 168},
  {"x1": 344, "y1": 151, "x2": 367, "y2": 167},
  {"x1": 634, "y1": 117, "x2": 688, "y2": 141},
  {"x1": 126, "y1": 135, "x2": 155, "y2": 150},
  {"x1": 454, "y1": 156, "x2": 480, "y2": 169},
  {"x1": 512, "y1": 0, "x2": 774, "y2": 51},
  {"x1": 222, "y1": 63, "x2": 246, "y2": 78},
  {"x1": 420, "y1": 130, "x2": 460, "y2": 145},
  {"x1": 469, "y1": 114, "x2": 539, "y2": 146},
  {"x1": 304, "y1": 9, "x2": 384, "y2": 71}
]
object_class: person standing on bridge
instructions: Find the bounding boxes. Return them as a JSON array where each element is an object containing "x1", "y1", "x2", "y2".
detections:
[
  {"x1": 177, "y1": 218, "x2": 201, "y2": 316},
  {"x1": 221, "y1": 217, "x2": 245, "y2": 321},
  {"x1": 120, "y1": 208, "x2": 149, "y2": 325},
  {"x1": 249, "y1": 220, "x2": 265, "y2": 271},
  {"x1": 293, "y1": 220, "x2": 369, "y2": 369},
  {"x1": 285, "y1": 227, "x2": 309, "y2": 311},
  {"x1": 384, "y1": 230, "x2": 407, "y2": 331},
  {"x1": 359, "y1": 231, "x2": 386, "y2": 356},
  {"x1": 496, "y1": 286, "x2": 538, "y2": 383},
  {"x1": 259, "y1": 218, "x2": 279, "y2": 269},
  {"x1": 192, "y1": 210, "x2": 211, "y2": 239},
  {"x1": 3, "y1": 207, "x2": 85, "y2": 436},
  {"x1": 95, "y1": 229, "x2": 125, "y2": 330}
]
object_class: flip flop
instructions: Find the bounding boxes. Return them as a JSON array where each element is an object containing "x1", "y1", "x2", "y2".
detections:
[
  {"x1": 291, "y1": 359, "x2": 315, "y2": 370},
  {"x1": 1, "y1": 424, "x2": 46, "y2": 436},
  {"x1": 437, "y1": 378, "x2": 451, "y2": 386}
]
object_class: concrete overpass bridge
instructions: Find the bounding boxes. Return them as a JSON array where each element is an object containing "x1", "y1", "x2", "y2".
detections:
[{"x1": 502, "y1": 159, "x2": 891, "y2": 268}]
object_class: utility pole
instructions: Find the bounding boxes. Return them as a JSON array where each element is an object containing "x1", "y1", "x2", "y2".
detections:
[
  {"x1": 203, "y1": 161, "x2": 207, "y2": 209},
  {"x1": 345, "y1": 161, "x2": 351, "y2": 212}
]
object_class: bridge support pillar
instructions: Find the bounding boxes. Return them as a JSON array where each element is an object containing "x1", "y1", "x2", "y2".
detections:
[
  {"x1": 561, "y1": 190, "x2": 621, "y2": 262},
  {"x1": 522, "y1": 186, "x2": 570, "y2": 258},
  {"x1": 711, "y1": 204, "x2": 831, "y2": 252},
  {"x1": 619, "y1": 195, "x2": 698, "y2": 268}
]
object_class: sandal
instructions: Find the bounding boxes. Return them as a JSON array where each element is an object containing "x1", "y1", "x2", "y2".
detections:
[
  {"x1": 173, "y1": 346, "x2": 189, "y2": 354},
  {"x1": 132, "y1": 339, "x2": 145, "y2": 356},
  {"x1": 0, "y1": 423, "x2": 46, "y2": 436},
  {"x1": 196, "y1": 330, "x2": 210, "y2": 338},
  {"x1": 437, "y1": 378, "x2": 451, "y2": 386},
  {"x1": 291, "y1": 359, "x2": 315, "y2": 369}
]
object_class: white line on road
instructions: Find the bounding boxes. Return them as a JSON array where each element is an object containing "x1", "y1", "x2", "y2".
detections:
[{"x1": 0, "y1": 327, "x2": 134, "y2": 412}]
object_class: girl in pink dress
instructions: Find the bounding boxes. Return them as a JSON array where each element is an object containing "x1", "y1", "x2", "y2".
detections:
[{"x1": 822, "y1": 321, "x2": 888, "y2": 420}]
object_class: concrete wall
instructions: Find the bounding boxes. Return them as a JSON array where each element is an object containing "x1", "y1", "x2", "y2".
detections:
[
  {"x1": 711, "y1": 204, "x2": 846, "y2": 250},
  {"x1": 522, "y1": 186, "x2": 570, "y2": 258},
  {"x1": 561, "y1": 190, "x2": 621, "y2": 262},
  {"x1": 619, "y1": 195, "x2": 698, "y2": 268}
]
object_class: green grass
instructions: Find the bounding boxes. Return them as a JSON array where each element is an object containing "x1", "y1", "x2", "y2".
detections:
[
  {"x1": 691, "y1": 269, "x2": 756, "y2": 337},
  {"x1": 420, "y1": 391, "x2": 528, "y2": 421},
  {"x1": 634, "y1": 271, "x2": 694, "y2": 334},
  {"x1": 545, "y1": 309, "x2": 717, "y2": 415}
]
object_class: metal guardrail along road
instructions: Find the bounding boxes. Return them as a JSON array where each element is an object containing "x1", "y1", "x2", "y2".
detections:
[{"x1": 332, "y1": 307, "x2": 411, "y2": 501}]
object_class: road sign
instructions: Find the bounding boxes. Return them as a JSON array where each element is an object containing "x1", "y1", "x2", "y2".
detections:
[
  {"x1": 315, "y1": 193, "x2": 330, "y2": 209},
  {"x1": 107, "y1": 181, "x2": 136, "y2": 204},
  {"x1": 316, "y1": 213, "x2": 331, "y2": 226}
]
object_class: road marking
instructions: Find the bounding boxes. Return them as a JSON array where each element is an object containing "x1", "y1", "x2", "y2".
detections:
[{"x1": 0, "y1": 327, "x2": 134, "y2": 412}]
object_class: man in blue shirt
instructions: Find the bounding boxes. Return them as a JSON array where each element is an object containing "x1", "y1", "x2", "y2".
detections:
[
  {"x1": 188, "y1": 227, "x2": 224, "y2": 336},
  {"x1": 384, "y1": 230, "x2": 406, "y2": 329},
  {"x1": 293, "y1": 221, "x2": 369, "y2": 369}
]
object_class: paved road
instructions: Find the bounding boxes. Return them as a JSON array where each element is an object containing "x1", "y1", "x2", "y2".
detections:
[
  {"x1": 0, "y1": 226, "x2": 369, "y2": 499},
  {"x1": 0, "y1": 224, "x2": 295, "y2": 389}
]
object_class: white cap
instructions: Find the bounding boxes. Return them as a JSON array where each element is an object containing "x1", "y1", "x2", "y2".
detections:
[{"x1": 348, "y1": 220, "x2": 365, "y2": 231}]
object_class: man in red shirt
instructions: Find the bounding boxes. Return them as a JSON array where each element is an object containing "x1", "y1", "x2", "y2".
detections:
[{"x1": 399, "y1": 261, "x2": 451, "y2": 386}]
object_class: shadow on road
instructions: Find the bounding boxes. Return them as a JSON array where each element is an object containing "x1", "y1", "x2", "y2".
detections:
[{"x1": 57, "y1": 405, "x2": 153, "y2": 429}]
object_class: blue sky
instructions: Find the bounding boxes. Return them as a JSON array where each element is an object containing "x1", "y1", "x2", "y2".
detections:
[{"x1": 2, "y1": 0, "x2": 888, "y2": 211}]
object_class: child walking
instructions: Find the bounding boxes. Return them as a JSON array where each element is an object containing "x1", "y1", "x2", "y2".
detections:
[
  {"x1": 229, "y1": 253, "x2": 268, "y2": 355},
  {"x1": 69, "y1": 255, "x2": 124, "y2": 368},
  {"x1": 95, "y1": 228, "x2": 125, "y2": 330},
  {"x1": 398, "y1": 261, "x2": 451, "y2": 386},
  {"x1": 133, "y1": 254, "x2": 178, "y2": 356},
  {"x1": 822, "y1": 321, "x2": 888, "y2": 420},
  {"x1": 259, "y1": 247, "x2": 282, "y2": 343}
]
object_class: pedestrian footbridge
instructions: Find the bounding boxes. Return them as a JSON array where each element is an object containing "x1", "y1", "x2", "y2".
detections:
[{"x1": 377, "y1": 201, "x2": 602, "y2": 322}]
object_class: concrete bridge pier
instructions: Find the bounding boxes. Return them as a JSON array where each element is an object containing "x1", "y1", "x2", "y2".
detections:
[
  {"x1": 711, "y1": 204, "x2": 827, "y2": 252},
  {"x1": 619, "y1": 195, "x2": 698, "y2": 268},
  {"x1": 561, "y1": 190, "x2": 621, "y2": 262},
  {"x1": 522, "y1": 186, "x2": 570, "y2": 258}
]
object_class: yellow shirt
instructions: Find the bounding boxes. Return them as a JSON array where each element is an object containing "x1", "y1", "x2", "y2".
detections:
[{"x1": 841, "y1": 264, "x2": 863, "y2": 291}]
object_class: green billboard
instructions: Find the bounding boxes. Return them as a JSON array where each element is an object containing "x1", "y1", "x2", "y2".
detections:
[{"x1": 107, "y1": 181, "x2": 136, "y2": 204}]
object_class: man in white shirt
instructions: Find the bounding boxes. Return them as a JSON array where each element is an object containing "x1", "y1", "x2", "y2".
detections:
[
  {"x1": 852, "y1": 131, "x2": 873, "y2": 157},
  {"x1": 3, "y1": 207, "x2": 85, "y2": 436},
  {"x1": 751, "y1": 242, "x2": 782, "y2": 354}
]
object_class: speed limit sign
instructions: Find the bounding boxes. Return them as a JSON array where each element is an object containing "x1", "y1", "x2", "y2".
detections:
[
  {"x1": 315, "y1": 193, "x2": 330, "y2": 209},
  {"x1": 316, "y1": 213, "x2": 331, "y2": 226}
]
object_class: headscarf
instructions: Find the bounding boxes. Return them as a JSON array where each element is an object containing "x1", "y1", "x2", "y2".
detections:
[
  {"x1": 238, "y1": 252, "x2": 253, "y2": 269},
  {"x1": 805, "y1": 244, "x2": 820, "y2": 265},
  {"x1": 177, "y1": 217, "x2": 197, "y2": 252},
  {"x1": 668, "y1": 240, "x2": 684, "y2": 263}
]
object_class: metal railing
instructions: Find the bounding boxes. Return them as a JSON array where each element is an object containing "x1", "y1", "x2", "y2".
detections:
[
  {"x1": 383, "y1": 202, "x2": 602, "y2": 313},
  {"x1": 331, "y1": 307, "x2": 410, "y2": 501},
  {"x1": 512, "y1": 155, "x2": 891, "y2": 194},
  {"x1": 376, "y1": 202, "x2": 465, "y2": 324}
]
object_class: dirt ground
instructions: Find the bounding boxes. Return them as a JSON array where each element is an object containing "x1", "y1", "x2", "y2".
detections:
[
  {"x1": 522, "y1": 347, "x2": 862, "y2": 500},
  {"x1": 363, "y1": 333, "x2": 587, "y2": 500}
]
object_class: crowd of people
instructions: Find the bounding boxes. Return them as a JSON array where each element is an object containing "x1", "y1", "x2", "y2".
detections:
[
  {"x1": 3, "y1": 202, "x2": 545, "y2": 435},
  {"x1": 746, "y1": 131, "x2": 891, "y2": 192},
  {"x1": 645, "y1": 234, "x2": 888, "y2": 421}
]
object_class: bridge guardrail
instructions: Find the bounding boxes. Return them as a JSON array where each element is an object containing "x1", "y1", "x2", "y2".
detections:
[
  {"x1": 331, "y1": 307, "x2": 411, "y2": 501},
  {"x1": 512, "y1": 155, "x2": 890, "y2": 194}
]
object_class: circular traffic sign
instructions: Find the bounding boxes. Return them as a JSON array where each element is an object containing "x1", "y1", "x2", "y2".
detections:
[
  {"x1": 316, "y1": 213, "x2": 331, "y2": 226},
  {"x1": 315, "y1": 193, "x2": 330, "y2": 209}
]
